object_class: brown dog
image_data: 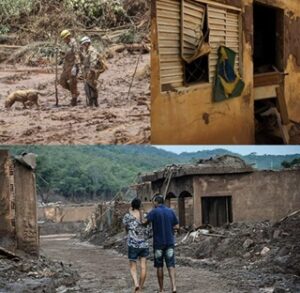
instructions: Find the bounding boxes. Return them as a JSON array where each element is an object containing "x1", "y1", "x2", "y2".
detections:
[{"x1": 4, "y1": 89, "x2": 45, "y2": 109}]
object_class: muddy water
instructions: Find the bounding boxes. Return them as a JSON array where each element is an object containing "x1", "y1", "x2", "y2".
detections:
[
  {"x1": 0, "y1": 53, "x2": 150, "y2": 144},
  {"x1": 41, "y1": 234, "x2": 240, "y2": 293}
]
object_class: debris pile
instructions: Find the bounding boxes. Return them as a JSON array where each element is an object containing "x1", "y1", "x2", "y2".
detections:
[
  {"x1": 176, "y1": 210, "x2": 300, "y2": 292},
  {"x1": 196, "y1": 154, "x2": 251, "y2": 169},
  {"x1": 0, "y1": 252, "x2": 79, "y2": 292},
  {"x1": 0, "y1": 0, "x2": 150, "y2": 66},
  {"x1": 80, "y1": 200, "x2": 129, "y2": 253}
]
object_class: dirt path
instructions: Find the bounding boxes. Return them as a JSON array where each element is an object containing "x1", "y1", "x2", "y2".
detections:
[
  {"x1": 0, "y1": 53, "x2": 150, "y2": 144},
  {"x1": 41, "y1": 234, "x2": 240, "y2": 293}
]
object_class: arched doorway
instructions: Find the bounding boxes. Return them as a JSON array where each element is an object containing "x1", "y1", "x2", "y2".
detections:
[
  {"x1": 165, "y1": 192, "x2": 178, "y2": 215},
  {"x1": 178, "y1": 191, "x2": 193, "y2": 228}
]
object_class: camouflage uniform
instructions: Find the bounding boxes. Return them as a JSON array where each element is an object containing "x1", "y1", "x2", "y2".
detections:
[
  {"x1": 81, "y1": 45, "x2": 107, "y2": 107},
  {"x1": 59, "y1": 38, "x2": 81, "y2": 106}
]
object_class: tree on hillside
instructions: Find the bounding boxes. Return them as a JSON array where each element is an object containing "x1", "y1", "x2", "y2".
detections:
[{"x1": 282, "y1": 158, "x2": 300, "y2": 169}]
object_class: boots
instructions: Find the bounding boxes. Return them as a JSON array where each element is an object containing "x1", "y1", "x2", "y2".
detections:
[
  {"x1": 93, "y1": 98, "x2": 99, "y2": 107},
  {"x1": 71, "y1": 97, "x2": 77, "y2": 106}
]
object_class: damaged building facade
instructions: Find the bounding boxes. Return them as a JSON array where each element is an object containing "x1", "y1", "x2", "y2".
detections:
[
  {"x1": 135, "y1": 156, "x2": 300, "y2": 227},
  {"x1": 0, "y1": 150, "x2": 39, "y2": 256},
  {"x1": 151, "y1": 0, "x2": 300, "y2": 144}
]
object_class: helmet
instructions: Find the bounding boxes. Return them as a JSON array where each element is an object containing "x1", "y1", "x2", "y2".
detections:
[
  {"x1": 60, "y1": 29, "x2": 71, "y2": 39},
  {"x1": 80, "y1": 36, "x2": 91, "y2": 45}
]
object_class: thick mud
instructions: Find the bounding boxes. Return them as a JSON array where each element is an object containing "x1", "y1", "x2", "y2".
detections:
[{"x1": 0, "y1": 53, "x2": 150, "y2": 144}]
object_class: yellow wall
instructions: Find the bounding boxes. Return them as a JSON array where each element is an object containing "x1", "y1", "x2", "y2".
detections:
[{"x1": 151, "y1": 0, "x2": 300, "y2": 144}]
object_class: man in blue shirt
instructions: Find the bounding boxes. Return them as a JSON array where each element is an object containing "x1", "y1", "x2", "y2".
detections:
[{"x1": 146, "y1": 195, "x2": 179, "y2": 293}]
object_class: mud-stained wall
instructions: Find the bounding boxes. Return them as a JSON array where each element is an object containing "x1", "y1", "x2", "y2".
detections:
[
  {"x1": 151, "y1": 0, "x2": 300, "y2": 144},
  {"x1": 151, "y1": 176, "x2": 194, "y2": 198},
  {"x1": 38, "y1": 204, "x2": 98, "y2": 223},
  {"x1": 14, "y1": 161, "x2": 38, "y2": 256},
  {"x1": 138, "y1": 169, "x2": 300, "y2": 226},
  {"x1": 138, "y1": 176, "x2": 194, "y2": 226},
  {"x1": 193, "y1": 169, "x2": 300, "y2": 226},
  {"x1": 0, "y1": 151, "x2": 15, "y2": 251}
]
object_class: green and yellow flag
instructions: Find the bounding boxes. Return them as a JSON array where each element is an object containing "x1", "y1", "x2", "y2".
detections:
[{"x1": 213, "y1": 46, "x2": 245, "y2": 102}]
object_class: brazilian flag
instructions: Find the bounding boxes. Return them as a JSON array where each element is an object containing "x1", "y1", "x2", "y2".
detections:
[{"x1": 213, "y1": 46, "x2": 245, "y2": 102}]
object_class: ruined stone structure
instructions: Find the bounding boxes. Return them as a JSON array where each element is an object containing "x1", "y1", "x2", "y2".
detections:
[
  {"x1": 135, "y1": 156, "x2": 300, "y2": 227},
  {"x1": 38, "y1": 203, "x2": 99, "y2": 223},
  {"x1": 151, "y1": 0, "x2": 300, "y2": 144},
  {"x1": 0, "y1": 150, "x2": 38, "y2": 256}
]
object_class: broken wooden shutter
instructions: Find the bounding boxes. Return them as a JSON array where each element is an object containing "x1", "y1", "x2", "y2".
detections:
[
  {"x1": 181, "y1": 0, "x2": 207, "y2": 63},
  {"x1": 207, "y1": 5, "x2": 240, "y2": 83},
  {"x1": 157, "y1": 0, "x2": 184, "y2": 91}
]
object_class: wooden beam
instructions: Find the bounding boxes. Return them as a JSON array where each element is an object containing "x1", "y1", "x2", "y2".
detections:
[
  {"x1": 254, "y1": 72, "x2": 284, "y2": 87},
  {"x1": 276, "y1": 85, "x2": 289, "y2": 125},
  {"x1": 195, "y1": 0, "x2": 241, "y2": 12}
]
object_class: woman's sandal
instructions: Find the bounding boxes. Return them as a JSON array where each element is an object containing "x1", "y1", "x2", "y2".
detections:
[{"x1": 135, "y1": 286, "x2": 140, "y2": 292}]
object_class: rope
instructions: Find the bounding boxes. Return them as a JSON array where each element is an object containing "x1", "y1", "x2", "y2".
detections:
[{"x1": 126, "y1": 46, "x2": 143, "y2": 101}]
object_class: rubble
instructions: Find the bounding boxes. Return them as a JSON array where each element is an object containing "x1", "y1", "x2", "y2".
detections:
[
  {"x1": 174, "y1": 211, "x2": 300, "y2": 292},
  {"x1": 0, "y1": 253, "x2": 79, "y2": 292}
]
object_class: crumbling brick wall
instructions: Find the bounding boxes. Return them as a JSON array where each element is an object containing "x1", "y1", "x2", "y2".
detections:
[
  {"x1": 0, "y1": 151, "x2": 38, "y2": 256},
  {"x1": 14, "y1": 160, "x2": 39, "y2": 256}
]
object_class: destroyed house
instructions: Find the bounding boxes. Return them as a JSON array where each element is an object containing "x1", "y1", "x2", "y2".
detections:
[
  {"x1": 0, "y1": 150, "x2": 39, "y2": 256},
  {"x1": 151, "y1": 0, "x2": 300, "y2": 144},
  {"x1": 135, "y1": 156, "x2": 300, "y2": 227}
]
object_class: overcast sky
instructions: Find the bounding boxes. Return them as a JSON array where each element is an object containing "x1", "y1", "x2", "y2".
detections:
[{"x1": 155, "y1": 145, "x2": 300, "y2": 156}]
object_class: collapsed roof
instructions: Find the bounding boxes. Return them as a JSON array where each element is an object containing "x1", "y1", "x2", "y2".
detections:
[{"x1": 139, "y1": 155, "x2": 254, "y2": 183}]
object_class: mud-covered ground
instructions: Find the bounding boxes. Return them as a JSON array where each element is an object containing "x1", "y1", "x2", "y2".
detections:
[
  {"x1": 0, "y1": 52, "x2": 150, "y2": 144},
  {"x1": 41, "y1": 234, "x2": 241, "y2": 293}
]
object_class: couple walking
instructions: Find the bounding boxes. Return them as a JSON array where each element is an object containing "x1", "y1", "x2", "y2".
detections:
[{"x1": 123, "y1": 195, "x2": 179, "y2": 293}]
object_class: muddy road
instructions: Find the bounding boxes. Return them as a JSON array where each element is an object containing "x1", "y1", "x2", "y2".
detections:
[
  {"x1": 41, "y1": 234, "x2": 240, "y2": 293},
  {"x1": 0, "y1": 53, "x2": 150, "y2": 144}
]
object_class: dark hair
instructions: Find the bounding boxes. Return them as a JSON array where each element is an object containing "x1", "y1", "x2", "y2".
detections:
[
  {"x1": 153, "y1": 195, "x2": 164, "y2": 204},
  {"x1": 131, "y1": 198, "x2": 141, "y2": 210}
]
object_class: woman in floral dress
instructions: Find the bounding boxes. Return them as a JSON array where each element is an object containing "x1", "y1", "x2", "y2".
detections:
[{"x1": 123, "y1": 198, "x2": 151, "y2": 293}]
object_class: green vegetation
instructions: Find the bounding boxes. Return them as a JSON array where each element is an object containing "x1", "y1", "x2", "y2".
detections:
[
  {"x1": 66, "y1": 0, "x2": 128, "y2": 27},
  {"x1": 0, "y1": 0, "x2": 35, "y2": 33},
  {"x1": 2, "y1": 146, "x2": 300, "y2": 203},
  {"x1": 5, "y1": 146, "x2": 177, "y2": 202},
  {"x1": 282, "y1": 158, "x2": 300, "y2": 169},
  {"x1": 0, "y1": 0, "x2": 143, "y2": 38}
]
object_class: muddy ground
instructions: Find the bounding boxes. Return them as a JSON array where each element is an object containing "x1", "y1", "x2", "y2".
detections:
[
  {"x1": 41, "y1": 234, "x2": 241, "y2": 293},
  {"x1": 0, "y1": 52, "x2": 150, "y2": 144}
]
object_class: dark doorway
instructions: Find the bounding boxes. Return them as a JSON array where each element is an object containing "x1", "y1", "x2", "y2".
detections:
[
  {"x1": 165, "y1": 192, "x2": 178, "y2": 215},
  {"x1": 253, "y1": 3, "x2": 284, "y2": 74},
  {"x1": 201, "y1": 196, "x2": 232, "y2": 227},
  {"x1": 178, "y1": 191, "x2": 193, "y2": 227}
]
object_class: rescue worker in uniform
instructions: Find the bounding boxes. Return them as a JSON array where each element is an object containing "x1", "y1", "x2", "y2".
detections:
[
  {"x1": 79, "y1": 36, "x2": 107, "y2": 107},
  {"x1": 59, "y1": 29, "x2": 81, "y2": 106}
]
